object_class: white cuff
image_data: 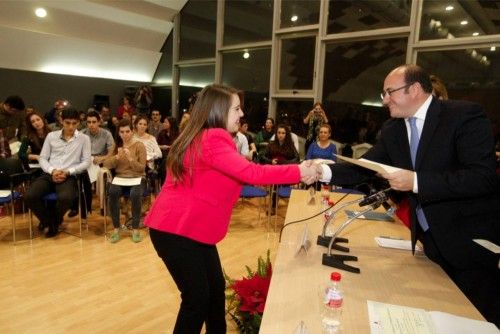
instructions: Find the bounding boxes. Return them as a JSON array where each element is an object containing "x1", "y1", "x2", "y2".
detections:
[
  {"x1": 320, "y1": 164, "x2": 332, "y2": 183},
  {"x1": 413, "y1": 172, "x2": 418, "y2": 193}
]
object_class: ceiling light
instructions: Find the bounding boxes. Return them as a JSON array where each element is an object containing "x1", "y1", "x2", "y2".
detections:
[
  {"x1": 460, "y1": 20, "x2": 468, "y2": 25},
  {"x1": 445, "y1": 5, "x2": 454, "y2": 11},
  {"x1": 472, "y1": 32, "x2": 479, "y2": 36},
  {"x1": 491, "y1": 46, "x2": 496, "y2": 51},
  {"x1": 243, "y1": 51, "x2": 250, "y2": 59},
  {"x1": 291, "y1": 15, "x2": 298, "y2": 22},
  {"x1": 35, "y1": 8, "x2": 47, "y2": 18}
]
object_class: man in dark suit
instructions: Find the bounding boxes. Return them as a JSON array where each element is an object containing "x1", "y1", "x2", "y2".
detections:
[{"x1": 317, "y1": 64, "x2": 500, "y2": 326}]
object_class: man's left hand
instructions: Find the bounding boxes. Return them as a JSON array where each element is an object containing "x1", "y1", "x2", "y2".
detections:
[{"x1": 380, "y1": 169, "x2": 414, "y2": 191}]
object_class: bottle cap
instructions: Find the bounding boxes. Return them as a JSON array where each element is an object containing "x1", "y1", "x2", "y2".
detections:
[{"x1": 330, "y1": 272, "x2": 341, "y2": 281}]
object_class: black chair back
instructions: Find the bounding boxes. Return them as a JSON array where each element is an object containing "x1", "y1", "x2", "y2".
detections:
[{"x1": 0, "y1": 158, "x2": 25, "y2": 189}]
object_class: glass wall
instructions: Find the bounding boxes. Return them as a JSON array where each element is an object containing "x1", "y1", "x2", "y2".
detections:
[
  {"x1": 158, "y1": 0, "x2": 500, "y2": 146},
  {"x1": 223, "y1": 0, "x2": 273, "y2": 45},
  {"x1": 279, "y1": 35, "x2": 316, "y2": 90},
  {"x1": 222, "y1": 48, "x2": 271, "y2": 132},
  {"x1": 327, "y1": 0, "x2": 412, "y2": 34},
  {"x1": 417, "y1": 47, "x2": 500, "y2": 125},
  {"x1": 178, "y1": 64, "x2": 215, "y2": 113},
  {"x1": 420, "y1": 0, "x2": 500, "y2": 40},
  {"x1": 179, "y1": 0, "x2": 217, "y2": 60},
  {"x1": 322, "y1": 38, "x2": 407, "y2": 144},
  {"x1": 280, "y1": 0, "x2": 320, "y2": 29}
]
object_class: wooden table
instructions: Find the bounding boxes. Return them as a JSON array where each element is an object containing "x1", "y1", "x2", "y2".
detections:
[{"x1": 260, "y1": 190, "x2": 485, "y2": 333}]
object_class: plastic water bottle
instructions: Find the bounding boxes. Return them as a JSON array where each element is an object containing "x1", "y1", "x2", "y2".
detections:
[{"x1": 321, "y1": 272, "x2": 343, "y2": 333}]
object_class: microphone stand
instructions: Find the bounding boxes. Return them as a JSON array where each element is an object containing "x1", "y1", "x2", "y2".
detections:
[
  {"x1": 322, "y1": 202, "x2": 382, "y2": 274},
  {"x1": 317, "y1": 198, "x2": 363, "y2": 250}
]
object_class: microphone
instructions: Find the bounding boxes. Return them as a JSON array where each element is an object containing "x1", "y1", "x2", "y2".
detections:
[
  {"x1": 318, "y1": 188, "x2": 391, "y2": 248},
  {"x1": 322, "y1": 201, "x2": 383, "y2": 273},
  {"x1": 358, "y1": 188, "x2": 390, "y2": 207}
]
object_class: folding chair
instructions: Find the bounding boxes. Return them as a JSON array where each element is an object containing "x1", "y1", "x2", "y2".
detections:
[{"x1": 0, "y1": 158, "x2": 31, "y2": 243}]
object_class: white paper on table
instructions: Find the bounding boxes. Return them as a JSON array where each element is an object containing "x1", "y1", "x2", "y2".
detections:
[
  {"x1": 375, "y1": 236, "x2": 423, "y2": 252},
  {"x1": 28, "y1": 163, "x2": 40, "y2": 169},
  {"x1": 367, "y1": 300, "x2": 499, "y2": 334},
  {"x1": 111, "y1": 176, "x2": 141, "y2": 186},
  {"x1": 87, "y1": 163, "x2": 100, "y2": 184},
  {"x1": 367, "y1": 300, "x2": 434, "y2": 334},
  {"x1": 0, "y1": 190, "x2": 12, "y2": 198},
  {"x1": 473, "y1": 239, "x2": 500, "y2": 254},
  {"x1": 334, "y1": 154, "x2": 402, "y2": 174},
  {"x1": 313, "y1": 158, "x2": 336, "y2": 165},
  {"x1": 429, "y1": 311, "x2": 499, "y2": 334}
]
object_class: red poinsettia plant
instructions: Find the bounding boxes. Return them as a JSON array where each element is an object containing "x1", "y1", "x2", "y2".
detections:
[{"x1": 225, "y1": 250, "x2": 272, "y2": 334}]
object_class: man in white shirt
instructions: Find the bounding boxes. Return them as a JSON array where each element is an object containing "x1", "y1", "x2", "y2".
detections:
[
  {"x1": 25, "y1": 108, "x2": 91, "y2": 237},
  {"x1": 232, "y1": 131, "x2": 250, "y2": 160}
]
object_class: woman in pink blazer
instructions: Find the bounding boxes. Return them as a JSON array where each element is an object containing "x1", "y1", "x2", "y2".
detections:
[{"x1": 145, "y1": 84, "x2": 316, "y2": 333}]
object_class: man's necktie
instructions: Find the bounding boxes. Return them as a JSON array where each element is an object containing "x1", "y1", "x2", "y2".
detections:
[{"x1": 409, "y1": 117, "x2": 429, "y2": 232}]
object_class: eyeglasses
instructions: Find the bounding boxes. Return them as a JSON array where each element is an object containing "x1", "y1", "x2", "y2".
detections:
[{"x1": 380, "y1": 83, "x2": 413, "y2": 99}]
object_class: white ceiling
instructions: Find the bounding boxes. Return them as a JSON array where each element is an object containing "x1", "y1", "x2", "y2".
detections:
[{"x1": 0, "y1": 0, "x2": 187, "y2": 82}]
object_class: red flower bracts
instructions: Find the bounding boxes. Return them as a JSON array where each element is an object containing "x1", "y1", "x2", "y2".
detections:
[{"x1": 225, "y1": 250, "x2": 272, "y2": 334}]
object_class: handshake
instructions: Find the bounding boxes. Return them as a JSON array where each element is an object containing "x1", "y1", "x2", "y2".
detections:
[{"x1": 299, "y1": 160, "x2": 324, "y2": 185}]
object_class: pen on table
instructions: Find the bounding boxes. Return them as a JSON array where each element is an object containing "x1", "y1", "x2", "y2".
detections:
[{"x1": 379, "y1": 235, "x2": 404, "y2": 240}]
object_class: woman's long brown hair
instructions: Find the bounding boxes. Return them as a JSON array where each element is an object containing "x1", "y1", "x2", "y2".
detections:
[
  {"x1": 25, "y1": 111, "x2": 50, "y2": 150},
  {"x1": 167, "y1": 84, "x2": 241, "y2": 183}
]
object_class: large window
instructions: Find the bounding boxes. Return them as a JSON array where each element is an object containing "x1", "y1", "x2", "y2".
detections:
[
  {"x1": 222, "y1": 48, "x2": 271, "y2": 131},
  {"x1": 420, "y1": 0, "x2": 500, "y2": 40},
  {"x1": 417, "y1": 47, "x2": 500, "y2": 124},
  {"x1": 322, "y1": 38, "x2": 407, "y2": 144},
  {"x1": 327, "y1": 0, "x2": 412, "y2": 34},
  {"x1": 279, "y1": 35, "x2": 316, "y2": 90},
  {"x1": 179, "y1": 0, "x2": 217, "y2": 60},
  {"x1": 178, "y1": 64, "x2": 215, "y2": 112},
  {"x1": 280, "y1": 0, "x2": 320, "y2": 29},
  {"x1": 224, "y1": 0, "x2": 273, "y2": 46}
]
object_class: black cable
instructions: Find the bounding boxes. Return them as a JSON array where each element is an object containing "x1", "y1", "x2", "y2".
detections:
[{"x1": 278, "y1": 191, "x2": 351, "y2": 242}]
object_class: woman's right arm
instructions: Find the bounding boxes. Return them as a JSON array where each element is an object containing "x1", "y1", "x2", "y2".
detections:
[
  {"x1": 205, "y1": 130, "x2": 300, "y2": 185},
  {"x1": 303, "y1": 110, "x2": 314, "y2": 124}
]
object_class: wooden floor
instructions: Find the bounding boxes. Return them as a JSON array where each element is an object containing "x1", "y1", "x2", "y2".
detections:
[{"x1": 0, "y1": 197, "x2": 288, "y2": 333}]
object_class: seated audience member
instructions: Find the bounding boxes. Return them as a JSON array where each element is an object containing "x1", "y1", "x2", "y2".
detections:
[
  {"x1": 239, "y1": 119, "x2": 256, "y2": 161},
  {"x1": 0, "y1": 127, "x2": 12, "y2": 158},
  {"x1": 49, "y1": 109, "x2": 64, "y2": 131},
  {"x1": 107, "y1": 116, "x2": 119, "y2": 140},
  {"x1": 18, "y1": 111, "x2": 51, "y2": 164},
  {"x1": 0, "y1": 95, "x2": 26, "y2": 142},
  {"x1": 255, "y1": 117, "x2": 274, "y2": 154},
  {"x1": 262, "y1": 124, "x2": 300, "y2": 165},
  {"x1": 25, "y1": 108, "x2": 91, "y2": 237},
  {"x1": 157, "y1": 116, "x2": 179, "y2": 157},
  {"x1": 148, "y1": 109, "x2": 162, "y2": 138},
  {"x1": 233, "y1": 131, "x2": 249, "y2": 158},
  {"x1": 102, "y1": 119, "x2": 147, "y2": 243},
  {"x1": 270, "y1": 121, "x2": 299, "y2": 153},
  {"x1": 98, "y1": 104, "x2": 111, "y2": 127},
  {"x1": 117, "y1": 96, "x2": 134, "y2": 119},
  {"x1": 306, "y1": 124, "x2": 337, "y2": 161},
  {"x1": 430, "y1": 74, "x2": 449, "y2": 100},
  {"x1": 134, "y1": 115, "x2": 162, "y2": 170},
  {"x1": 82, "y1": 111, "x2": 115, "y2": 164},
  {"x1": 157, "y1": 116, "x2": 179, "y2": 185},
  {"x1": 78, "y1": 110, "x2": 87, "y2": 130},
  {"x1": 45, "y1": 99, "x2": 68, "y2": 127}
]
